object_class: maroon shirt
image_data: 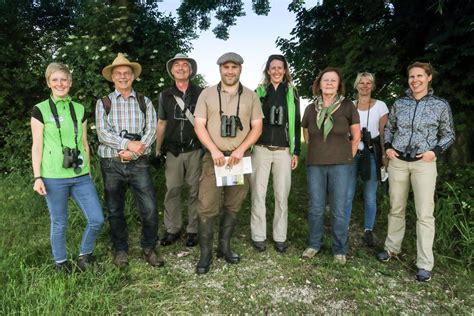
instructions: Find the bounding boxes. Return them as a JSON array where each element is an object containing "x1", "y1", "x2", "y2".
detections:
[{"x1": 302, "y1": 99, "x2": 359, "y2": 165}]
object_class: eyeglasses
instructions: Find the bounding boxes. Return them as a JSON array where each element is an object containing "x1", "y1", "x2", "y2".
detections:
[
  {"x1": 358, "y1": 71, "x2": 374, "y2": 76},
  {"x1": 113, "y1": 71, "x2": 133, "y2": 77}
]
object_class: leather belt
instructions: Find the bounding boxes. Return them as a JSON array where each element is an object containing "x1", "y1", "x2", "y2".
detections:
[
  {"x1": 109, "y1": 155, "x2": 149, "y2": 164},
  {"x1": 256, "y1": 144, "x2": 287, "y2": 151}
]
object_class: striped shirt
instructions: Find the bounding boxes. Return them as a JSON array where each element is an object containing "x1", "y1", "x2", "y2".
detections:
[{"x1": 95, "y1": 89, "x2": 157, "y2": 158}]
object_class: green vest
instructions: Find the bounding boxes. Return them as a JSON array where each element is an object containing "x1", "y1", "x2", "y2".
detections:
[
  {"x1": 256, "y1": 84, "x2": 297, "y2": 155},
  {"x1": 35, "y1": 96, "x2": 89, "y2": 178}
]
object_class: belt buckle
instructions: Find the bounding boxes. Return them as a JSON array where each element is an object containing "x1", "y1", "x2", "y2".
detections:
[
  {"x1": 267, "y1": 145, "x2": 279, "y2": 151},
  {"x1": 120, "y1": 157, "x2": 130, "y2": 164}
]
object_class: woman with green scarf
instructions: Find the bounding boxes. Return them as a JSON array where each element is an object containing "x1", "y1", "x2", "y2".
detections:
[{"x1": 301, "y1": 67, "x2": 360, "y2": 265}]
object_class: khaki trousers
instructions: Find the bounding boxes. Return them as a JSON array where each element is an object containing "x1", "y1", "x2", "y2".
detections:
[
  {"x1": 385, "y1": 157, "x2": 437, "y2": 270},
  {"x1": 163, "y1": 150, "x2": 201, "y2": 234},
  {"x1": 198, "y1": 153, "x2": 250, "y2": 218},
  {"x1": 250, "y1": 145, "x2": 292, "y2": 242}
]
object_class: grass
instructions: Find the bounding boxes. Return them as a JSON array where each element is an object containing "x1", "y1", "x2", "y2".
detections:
[{"x1": 1, "y1": 153, "x2": 473, "y2": 314}]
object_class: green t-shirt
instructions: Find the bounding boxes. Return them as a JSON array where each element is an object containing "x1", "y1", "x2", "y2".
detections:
[{"x1": 34, "y1": 96, "x2": 89, "y2": 178}]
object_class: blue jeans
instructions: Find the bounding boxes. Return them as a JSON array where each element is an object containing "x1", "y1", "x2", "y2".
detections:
[
  {"x1": 100, "y1": 158, "x2": 158, "y2": 252},
  {"x1": 307, "y1": 164, "x2": 351, "y2": 255},
  {"x1": 345, "y1": 152, "x2": 378, "y2": 230},
  {"x1": 43, "y1": 175, "x2": 104, "y2": 263}
]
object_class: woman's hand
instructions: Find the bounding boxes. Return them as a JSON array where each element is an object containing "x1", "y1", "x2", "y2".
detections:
[
  {"x1": 416, "y1": 150, "x2": 436, "y2": 162},
  {"x1": 385, "y1": 148, "x2": 399, "y2": 160},
  {"x1": 291, "y1": 155, "x2": 298, "y2": 170},
  {"x1": 33, "y1": 178, "x2": 47, "y2": 196}
]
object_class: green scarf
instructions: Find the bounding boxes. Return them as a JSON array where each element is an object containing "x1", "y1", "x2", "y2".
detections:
[{"x1": 315, "y1": 94, "x2": 344, "y2": 141}]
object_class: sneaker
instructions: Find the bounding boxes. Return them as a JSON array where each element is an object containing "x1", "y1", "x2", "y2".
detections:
[
  {"x1": 143, "y1": 248, "x2": 165, "y2": 267},
  {"x1": 274, "y1": 241, "x2": 288, "y2": 253},
  {"x1": 416, "y1": 269, "x2": 432, "y2": 282},
  {"x1": 113, "y1": 250, "x2": 129, "y2": 268},
  {"x1": 77, "y1": 253, "x2": 96, "y2": 272},
  {"x1": 185, "y1": 233, "x2": 198, "y2": 247},
  {"x1": 301, "y1": 247, "x2": 319, "y2": 259},
  {"x1": 160, "y1": 232, "x2": 181, "y2": 246},
  {"x1": 364, "y1": 230, "x2": 375, "y2": 247},
  {"x1": 334, "y1": 254, "x2": 347, "y2": 265},
  {"x1": 252, "y1": 240, "x2": 266, "y2": 252},
  {"x1": 376, "y1": 250, "x2": 393, "y2": 262},
  {"x1": 54, "y1": 260, "x2": 72, "y2": 273}
]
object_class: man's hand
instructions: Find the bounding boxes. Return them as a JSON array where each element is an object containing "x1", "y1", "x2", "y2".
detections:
[
  {"x1": 416, "y1": 150, "x2": 436, "y2": 162},
  {"x1": 227, "y1": 148, "x2": 245, "y2": 167},
  {"x1": 118, "y1": 150, "x2": 135, "y2": 161},
  {"x1": 210, "y1": 149, "x2": 225, "y2": 166},
  {"x1": 291, "y1": 155, "x2": 298, "y2": 170},
  {"x1": 128, "y1": 141, "x2": 145, "y2": 155}
]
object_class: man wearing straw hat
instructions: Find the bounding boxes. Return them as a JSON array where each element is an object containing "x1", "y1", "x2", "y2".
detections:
[
  {"x1": 96, "y1": 53, "x2": 163, "y2": 268},
  {"x1": 156, "y1": 54, "x2": 202, "y2": 248}
]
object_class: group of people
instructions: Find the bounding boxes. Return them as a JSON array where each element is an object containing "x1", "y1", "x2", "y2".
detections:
[{"x1": 31, "y1": 51, "x2": 455, "y2": 282}]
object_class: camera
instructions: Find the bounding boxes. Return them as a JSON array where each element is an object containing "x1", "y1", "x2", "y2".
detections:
[
  {"x1": 63, "y1": 147, "x2": 83, "y2": 174},
  {"x1": 269, "y1": 105, "x2": 284, "y2": 125},
  {"x1": 221, "y1": 115, "x2": 243, "y2": 137},
  {"x1": 120, "y1": 129, "x2": 141, "y2": 141},
  {"x1": 361, "y1": 127, "x2": 373, "y2": 149},
  {"x1": 404, "y1": 144, "x2": 419, "y2": 159}
]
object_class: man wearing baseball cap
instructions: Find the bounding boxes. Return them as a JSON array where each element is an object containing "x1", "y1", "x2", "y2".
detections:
[
  {"x1": 193, "y1": 52, "x2": 263, "y2": 274},
  {"x1": 156, "y1": 54, "x2": 203, "y2": 248},
  {"x1": 96, "y1": 53, "x2": 163, "y2": 268}
]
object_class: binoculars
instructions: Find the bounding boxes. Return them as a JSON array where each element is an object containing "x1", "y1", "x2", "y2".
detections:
[
  {"x1": 120, "y1": 129, "x2": 142, "y2": 141},
  {"x1": 404, "y1": 144, "x2": 419, "y2": 159},
  {"x1": 361, "y1": 127, "x2": 373, "y2": 149},
  {"x1": 269, "y1": 105, "x2": 284, "y2": 126},
  {"x1": 221, "y1": 115, "x2": 243, "y2": 137},
  {"x1": 63, "y1": 147, "x2": 83, "y2": 174}
]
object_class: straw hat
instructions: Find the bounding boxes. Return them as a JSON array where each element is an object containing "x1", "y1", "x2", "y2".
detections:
[
  {"x1": 166, "y1": 53, "x2": 197, "y2": 80},
  {"x1": 102, "y1": 53, "x2": 142, "y2": 82}
]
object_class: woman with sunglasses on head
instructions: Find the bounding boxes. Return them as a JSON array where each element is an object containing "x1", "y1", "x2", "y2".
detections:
[
  {"x1": 250, "y1": 54, "x2": 301, "y2": 253},
  {"x1": 301, "y1": 67, "x2": 360, "y2": 264},
  {"x1": 31, "y1": 62, "x2": 104, "y2": 273},
  {"x1": 376, "y1": 62, "x2": 455, "y2": 282},
  {"x1": 344, "y1": 72, "x2": 389, "y2": 247}
]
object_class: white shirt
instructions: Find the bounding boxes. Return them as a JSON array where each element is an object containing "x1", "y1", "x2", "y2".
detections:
[{"x1": 354, "y1": 100, "x2": 389, "y2": 150}]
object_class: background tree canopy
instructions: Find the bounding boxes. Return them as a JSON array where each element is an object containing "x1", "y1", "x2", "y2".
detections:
[{"x1": 0, "y1": 0, "x2": 472, "y2": 173}]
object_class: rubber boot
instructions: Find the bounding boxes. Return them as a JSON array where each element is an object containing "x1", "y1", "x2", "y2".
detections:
[
  {"x1": 196, "y1": 215, "x2": 215, "y2": 274},
  {"x1": 216, "y1": 210, "x2": 240, "y2": 264}
]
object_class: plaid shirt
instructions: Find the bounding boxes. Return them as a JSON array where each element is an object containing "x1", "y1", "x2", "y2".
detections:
[{"x1": 96, "y1": 89, "x2": 157, "y2": 158}]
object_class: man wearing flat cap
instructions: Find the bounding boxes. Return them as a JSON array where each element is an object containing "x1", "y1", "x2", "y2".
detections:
[
  {"x1": 193, "y1": 52, "x2": 263, "y2": 274},
  {"x1": 96, "y1": 53, "x2": 163, "y2": 268},
  {"x1": 155, "y1": 53, "x2": 203, "y2": 248}
]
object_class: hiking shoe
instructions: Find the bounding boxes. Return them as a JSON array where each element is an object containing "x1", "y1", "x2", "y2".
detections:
[
  {"x1": 274, "y1": 241, "x2": 288, "y2": 253},
  {"x1": 376, "y1": 250, "x2": 393, "y2": 262},
  {"x1": 54, "y1": 260, "x2": 72, "y2": 273},
  {"x1": 416, "y1": 269, "x2": 432, "y2": 282},
  {"x1": 185, "y1": 233, "x2": 198, "y2": 247},
  {"x1": 77, "y1": 253, "x2": 96, "y2": 272},
  {"x1": 302, "y1": 247, "x2": 319, "y2": 259},
  {"x1": 364, "y1": 230, "x2": 375, "y2": 247},
  {"x1": 160, "y1": 232, "x2": 180, "y2": 246},
  {"x1": 334, "y1": 254, "x2": 347, "y2": 265},
  {"x1": 113, "y1": 250, "x2": 128, "y2": 268},
  {"x1": 252, "y1": 240, "x2": 266, "y2": 252},
  {"x1": 143, "y1": 248, "x2": 165, "y2": 267}
]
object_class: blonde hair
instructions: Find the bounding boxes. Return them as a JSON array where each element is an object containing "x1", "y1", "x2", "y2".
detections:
[
  {"x1": 45, "y1": 62, "x2": 72, "y2": 83},
  {"x1": 353, "y1": 72, "x2": 375, "y2": 91}
]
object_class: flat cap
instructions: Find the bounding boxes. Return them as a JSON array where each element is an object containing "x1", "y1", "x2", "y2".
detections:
[{"x1": 216, "y1": 52, "x2": 244, "y2": 65}]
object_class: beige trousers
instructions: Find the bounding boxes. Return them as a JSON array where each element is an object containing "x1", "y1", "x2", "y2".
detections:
[
  {"x1": 385, "y1": 157, "x2": 437, "y2": 270},
  {"x1": 250, "y1": 145, "x2": 292, "y2": 243}
]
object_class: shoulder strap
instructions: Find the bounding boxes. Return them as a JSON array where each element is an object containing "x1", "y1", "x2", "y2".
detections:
[
  {"x1": 136, "y1": 92, "x2": 146, "y2": 114},
  {"x1": 173, "y1": 95, "x2": 195, "y2": 126},
  {"x1": 101, "y1": 96, "x2": 112, "y2": 115}
]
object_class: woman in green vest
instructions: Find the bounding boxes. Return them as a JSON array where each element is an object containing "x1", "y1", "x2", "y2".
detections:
[
  {"x1": 31, "y1": 62, "x2": 104, "y2": 272},
  {"x1": 250, "y1": 54, "x2": 301, "y2": 253}
]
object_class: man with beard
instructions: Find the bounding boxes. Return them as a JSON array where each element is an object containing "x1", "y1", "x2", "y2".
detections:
[{"x1": 193, "y1": 52, "x2": 263, "y2": 274}]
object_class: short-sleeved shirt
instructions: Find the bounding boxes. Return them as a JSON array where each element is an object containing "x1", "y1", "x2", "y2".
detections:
[
  {"x1": 194, "y1": 83, "x2": 263, "y2": 152},
  {"x1": 301, "y1": 99, "x2": 359, "y2": 165}
]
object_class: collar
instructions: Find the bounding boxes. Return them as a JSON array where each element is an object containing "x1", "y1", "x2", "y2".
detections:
[
  {"x1": 113, "y1": 89, "x2": 137, "y2": 100},
  {"x1": 50, "y1": 95, "x2": 72, "y2": 104}
]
